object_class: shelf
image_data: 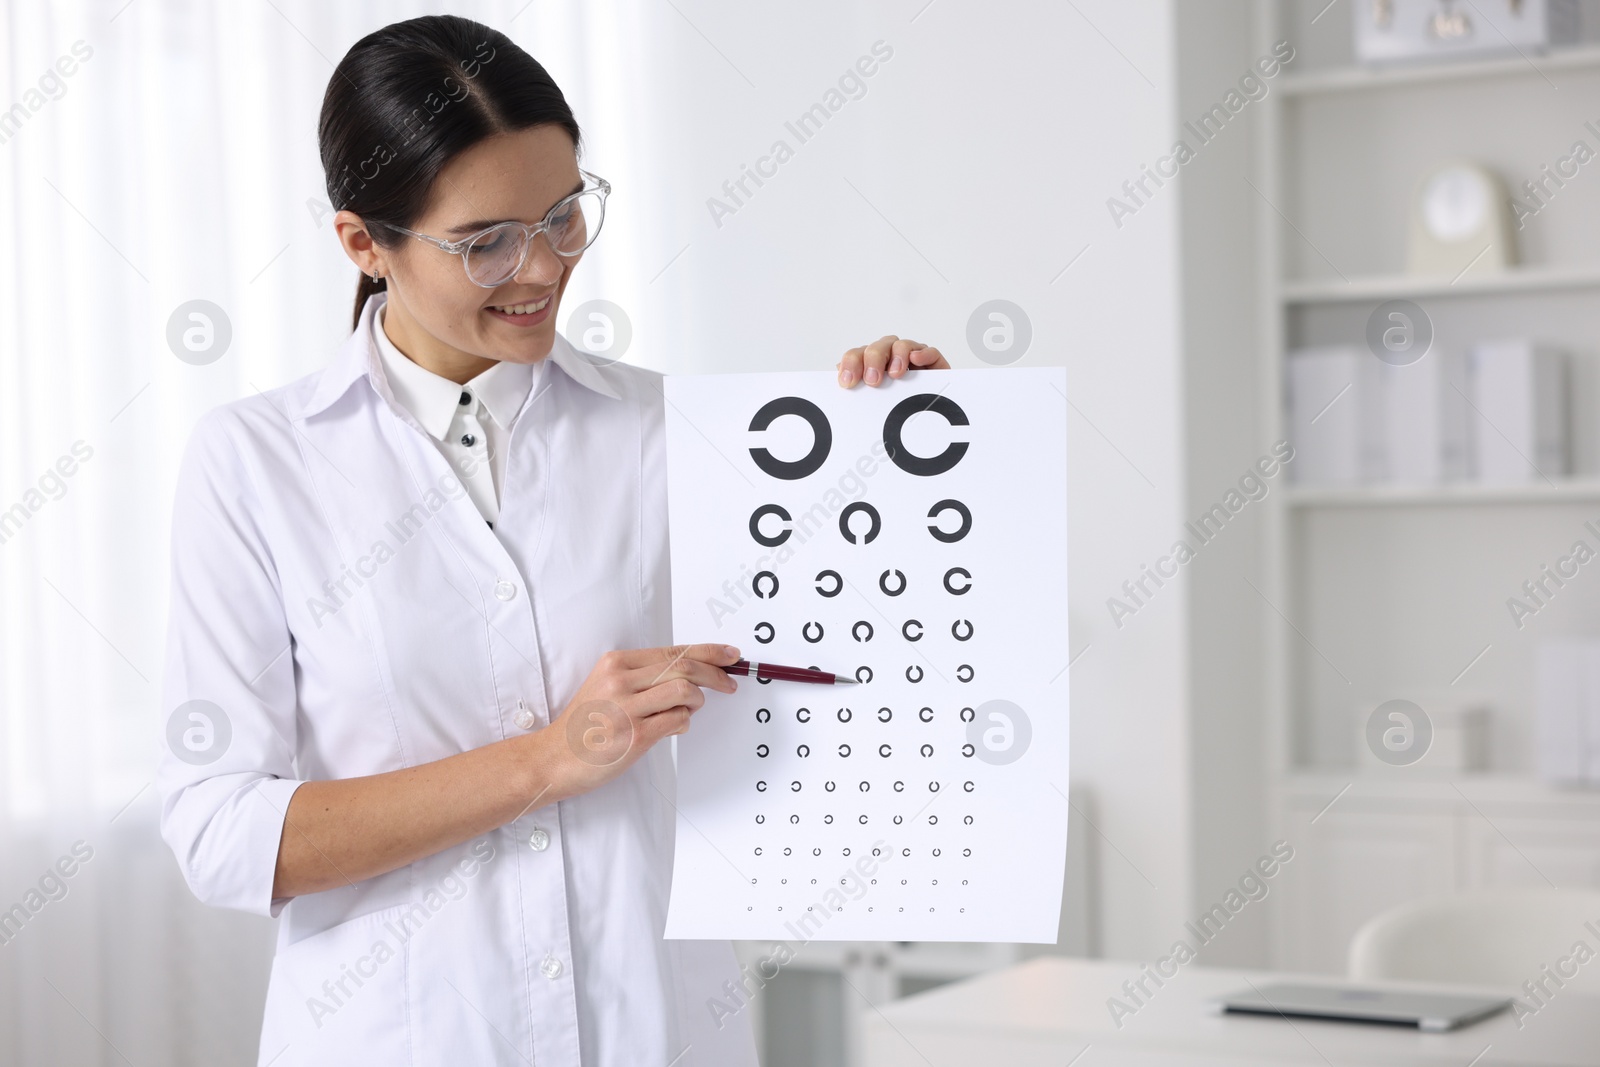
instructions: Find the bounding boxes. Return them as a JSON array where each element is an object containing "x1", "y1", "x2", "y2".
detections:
[
  {"x1": 1281, "y1": 264, "x2": 1600, "y2": 304},
  {"x1": 1279, "y1": 43, "x2": 1600, "y2": 96},
  {"x1": 1279, "y1": 771, "x2": 1600, "y2": 809},
  {"x1": 1286, "y1": 480, "x2": 1600, "y2": 507}
]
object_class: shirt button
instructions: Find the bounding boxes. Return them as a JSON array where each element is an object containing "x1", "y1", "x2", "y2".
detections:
[
  {"x1": 459, "y1": 391, "x2": 471, "y2": 406},
  {"x1": 460, "y1": 433, "x2": 477, "y2": 447},
  {"x1": 540, "y1": 954, "x2": 563, "y2": 980},
  {"x1": 529, "y1": 827, "x2": 550, "y2": 851},
  {"x1": 514, "y1": 707, "x2": 537, "y2": 730},
  {"x1": 494, "y1": 580, "x2": 516, "y2": 601}
]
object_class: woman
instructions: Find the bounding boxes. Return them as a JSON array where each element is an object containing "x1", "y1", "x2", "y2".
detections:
[{"x1": 157, "y1": 15, "x2": 947, "y2": 1067}]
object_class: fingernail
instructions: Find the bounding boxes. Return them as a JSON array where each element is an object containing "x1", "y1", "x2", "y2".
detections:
[
  {"x1": 890, "y1": 357, "x2": 904, "y2": 375},
  {"x1": 728, "y1": 678, "x2": 739, "y2": 692},
  {"x1": 839, "y1": 368, "x2": 855, "y2": 387},
  {"x1": 866, "y1": 367, "x2": 881, "y2": 384},
  {"x1": 724, "y1": 645, "x2": 741, "y2": 659}
]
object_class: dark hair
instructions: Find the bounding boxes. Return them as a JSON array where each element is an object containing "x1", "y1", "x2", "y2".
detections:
[{"x1": 319, "y1": 15, "x2": 582, "y2": 329}]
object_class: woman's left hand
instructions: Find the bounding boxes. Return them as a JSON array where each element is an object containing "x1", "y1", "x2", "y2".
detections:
[{"x1": 837, "y1": 335, "x2": 950, "y2": 388}]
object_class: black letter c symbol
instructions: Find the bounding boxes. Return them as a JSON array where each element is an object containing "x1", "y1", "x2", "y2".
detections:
[
  {"x1": 750, "y1": 504, "x2": 792, "y2": 546},
  {"x1": 927, "y1": 499, "x2": 971, "y2": 543},
  {"x1": 749, "y1": 397, "x2": 832, "y2": 480},
  {"x1": 882, "y1": 394, "x2": 970, "y2": 476},
  {"x1": 839, "y1": 501, "x2": 881, "y2": 544}
]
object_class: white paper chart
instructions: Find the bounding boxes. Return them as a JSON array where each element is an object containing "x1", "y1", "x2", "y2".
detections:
[{"x1": 662, "y1": 369, "x2": 1069, "y2": 943}]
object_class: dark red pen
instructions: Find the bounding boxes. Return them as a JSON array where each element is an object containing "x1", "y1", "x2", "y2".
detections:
[{"x1": 724, "y1": 659, "x2": 857, "y2": 685}]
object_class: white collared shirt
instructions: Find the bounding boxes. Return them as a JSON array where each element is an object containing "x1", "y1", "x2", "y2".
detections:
[
  {"x1": 370, "y1": 301, "x2": 542, "y2": 526},
  {"x1": 156, "y1": 292, "x2": 756, "y2": 1067}
]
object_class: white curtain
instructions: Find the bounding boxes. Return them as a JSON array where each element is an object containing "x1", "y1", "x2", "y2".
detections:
[{"x1": 0, "y1": 2, "x2": 678, "y2": 1061}]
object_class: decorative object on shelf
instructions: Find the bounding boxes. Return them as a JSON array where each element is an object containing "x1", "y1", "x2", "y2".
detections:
[
  {"x1": 1286, "y1": 345, "x2": 1467, "y2": 487},
  {"x1": 1287, "y1": 346, "x2": 1377, "y2": 487},
  {"x1": 1536, "y1": 640, "x2": 1600, "y2": 784},
  {"x1": 1354, "y1": 0, "x2": 1580, "y2": 66},
  {"x1": 1467, "y1": 339, "x2": 1567, "y2": 483},
  {"x1": 1407, "y1": 162, "x2": 1517, "y2": 278},
  {"x1": 1354, "y1": 694, "x2": 1489, "y2": 773}
]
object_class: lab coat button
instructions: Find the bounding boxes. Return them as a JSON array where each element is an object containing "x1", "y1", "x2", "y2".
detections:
[
  {"x1": 458, "y1": 391, "x2": 471, "y2": 406},
  {"x1": 513, "y1": 707, "x2": 537, "y2": 730},
  {"x1": 529, "y1": 827, "x2": 550, "y2": 851},
  {"x1": 494, "y1": 580, "x2": 517, "y2": 601},
  {"x1": 540, "y1": 954, "x2": 563, "y2": 980}
]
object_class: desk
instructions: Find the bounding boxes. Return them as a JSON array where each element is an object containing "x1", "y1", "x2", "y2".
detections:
[{"x1": 863, "y1": 958, "x2": 1600, "y2": 1066}]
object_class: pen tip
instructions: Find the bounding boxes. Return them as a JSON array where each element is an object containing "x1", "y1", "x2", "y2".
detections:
[{"x1": 835, "y1": 678, "x2": 858, "y2": 685}]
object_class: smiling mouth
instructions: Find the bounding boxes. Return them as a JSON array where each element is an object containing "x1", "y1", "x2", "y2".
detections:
[{"x1": 487, "y1": 296, "x2": 552, "y2": 315}]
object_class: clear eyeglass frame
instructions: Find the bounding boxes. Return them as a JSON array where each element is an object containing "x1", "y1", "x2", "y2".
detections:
[{"x1": 378, "y1": 169, "x2": 610, "y2": 288}]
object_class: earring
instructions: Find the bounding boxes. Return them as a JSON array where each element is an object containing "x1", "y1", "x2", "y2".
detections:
[{"x1": 371, "y1": 268, "x2": 380, "y2": 282}]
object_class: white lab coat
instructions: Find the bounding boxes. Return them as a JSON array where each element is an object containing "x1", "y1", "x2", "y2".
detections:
[{"x1": 156, "y1": 292, "x2": 759, "y2": 1066}]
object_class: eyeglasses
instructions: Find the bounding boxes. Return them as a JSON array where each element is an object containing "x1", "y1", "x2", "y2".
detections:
[{"x1": 379, "y1": 170, "x2": 610, "y2": 288}]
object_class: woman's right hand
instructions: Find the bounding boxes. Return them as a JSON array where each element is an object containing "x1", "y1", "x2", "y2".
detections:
[
  {"x1": 271, "y1": 643, "x2": 742, "y2": 899},
  {"x1": 541, "y1": 643, "x2": 742, "y2": 799}
]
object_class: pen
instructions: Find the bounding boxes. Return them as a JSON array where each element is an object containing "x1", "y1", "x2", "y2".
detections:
[{"x1": 723, "y1": 659, "x2": 857, "y2": 686}]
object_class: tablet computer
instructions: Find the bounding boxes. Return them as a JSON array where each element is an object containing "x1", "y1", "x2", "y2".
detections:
[{"x1": 1210, "y1": 982, "x2": 1511, "y2": 1032}]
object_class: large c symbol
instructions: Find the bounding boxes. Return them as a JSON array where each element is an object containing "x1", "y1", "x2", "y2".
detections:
[
  {"x1": 882, "y1": 394, "x2": 970, "y2": 476},
  {"x1": 749, "y1": 397, "x2": 832, "y2": 480}
]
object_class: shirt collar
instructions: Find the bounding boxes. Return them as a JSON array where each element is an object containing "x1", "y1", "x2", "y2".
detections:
[
  {"x1": 299, "y1": 291, "x2": 619, "y2": 422},
  {"x1": 372, "y1": 302, "x2": 537, "y2": 440}
]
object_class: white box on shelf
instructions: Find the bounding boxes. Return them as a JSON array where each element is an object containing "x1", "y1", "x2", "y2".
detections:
[
  {"x1": 1354, "y1": 0, "x2": 1580, "y2": 67},
  {"x1": 1466, "y1": 339, "x2": 1567, "y2": 483},
  {"x1": 1355, "y1": 693, "x2": 1490, "y2": 774},
  {"x1": 1376, "y1": 350, "x2": 1468, "y2": 484},
  {"x1": 1287, "y1": 346, "x2": 1468, "y2": 487},
  {"x1": 1536, "y1": 640, "x2": 1600, "y2": 785},
  {"x1": 1287, "y1": 346, "x2": 1382, "y2": 486}
]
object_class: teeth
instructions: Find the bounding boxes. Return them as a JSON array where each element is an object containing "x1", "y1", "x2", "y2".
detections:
[{"x1": 490, "y1": 297, "x2": 550, "y2": 315}]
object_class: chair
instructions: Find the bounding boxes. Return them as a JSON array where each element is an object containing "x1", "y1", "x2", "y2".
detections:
[{"x1": 1348, "y1": 889, "x2": 1600, "y2": 987}]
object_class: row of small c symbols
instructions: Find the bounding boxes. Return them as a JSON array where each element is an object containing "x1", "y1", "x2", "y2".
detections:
[
  {"x1": 757, "y1": 740, "x2": 988, "y2": 758},
  {"x1": 756, "y1": 705, "x2": 976, "y2": 724},
  {"x1": 754, "y1": 566, "x2": 972, "y2": 599},
  {"x1": 757, "y1": 662, "x2": 974, "y2": 684},
  {"x1": 755, "y1": 779, "x2": 977, "y2": 792},
  {"x1": 749, "y1": 499, "x2": 972, "y2": 547},
  {"x1": 755, "y1": 618, "x2": 975, "y2": 644},
  {"x1": 755, "y1": 811, "x2": 970, "y2": 827},
  {"x1": 753, "y1": 845, "x2": 974, "y2": 858}
]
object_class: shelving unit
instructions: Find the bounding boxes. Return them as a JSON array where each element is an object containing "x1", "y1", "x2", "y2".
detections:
[
  {"x1": 1256, "y1": 0, "x2": 1600, "y2": 974},
  {"x1": 1278, "y1": 41, "x2": 1600, "y2": 95},
  {"x1": 1286, "y1": 480, "x2": 1600, "y2": 507},
  {"x1": 1282, "y1": 263, "x2": 1600, "y2": 304}
]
